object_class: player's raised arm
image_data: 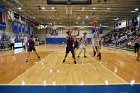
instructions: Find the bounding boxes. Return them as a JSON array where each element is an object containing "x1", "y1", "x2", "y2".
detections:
[
  {"x1": 66, "y1": 31, "x2": 70, "y2": 40},
  {"x1": 66, "y1": 35, "x2": 70, "y2": 40},
  {"x1": 72, "y1": 27, "x2": 80, "y2": 37}
]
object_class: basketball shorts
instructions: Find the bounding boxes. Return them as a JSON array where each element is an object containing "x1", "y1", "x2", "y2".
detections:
[
  {"x1": 66, "y1": 47, "x2": 74, "y2": 54},
  {"x1": 28, "y1": 47, "x2": 36, "y2": 52},
  {"x1": 134, "y1": 43, "x2": 140, "y2": 52}
]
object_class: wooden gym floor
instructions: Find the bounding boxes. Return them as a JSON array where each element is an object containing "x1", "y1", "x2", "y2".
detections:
[{"x1": 0, "y1": 44, "x2": 140, "y2": 85}]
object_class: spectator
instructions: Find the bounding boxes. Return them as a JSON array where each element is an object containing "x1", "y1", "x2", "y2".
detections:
[{"x1": 10, "y1": 36, "x2": 15, "y2": 50}]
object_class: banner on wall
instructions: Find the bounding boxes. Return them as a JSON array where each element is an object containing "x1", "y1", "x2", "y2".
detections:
[
  {"x1": 0, "y1": 6, "x2": 7, "y2": 30},
  {"x1": 13, "y1": 21, "x2": 18, "y2": 33},
  {"x1": 18, "y1": 22, "x2": 22, "y2": 33},
  {"x1": 0, "y1": 22, "x2": 6, "y2": 30},
  {"x1": 14, "y1": 13, "x2": 19, "y2": 19},
  {"x1": 0, "y1": 6, "x2": 6, "y2": 13},
  {"x1": 21, "y1": 16, "x2": 25, "y2": 21},
  {"x1": 2, "y1": 10, "x2": 8, "y2": 23},
  {"x1": 25, "y1": 25, "x2": 28, "y2": 34},
  {"x1": 50, "y1": 26, "x2": 58, "y2": 35},
  {"x1": 21, "y1": 24, "x2": 25, "y2": 33},
  {"x1": 30, "y1": 26, "x2": 34, "y2": 35}
]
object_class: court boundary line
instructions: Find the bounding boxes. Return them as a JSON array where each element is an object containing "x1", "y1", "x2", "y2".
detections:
[
  {"x1": 3, "y1": 83, "x2": 140, "y2": 86},
  {"x1": 10, "y1": 50, "x2": 127, "y2": 85}
]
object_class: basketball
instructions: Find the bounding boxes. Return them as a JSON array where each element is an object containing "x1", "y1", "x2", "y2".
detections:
[{"x1": 92, "y1": 20, "x2": 97, "y2": 27}]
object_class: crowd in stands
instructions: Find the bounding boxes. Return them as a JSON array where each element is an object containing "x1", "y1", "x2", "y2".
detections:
[{"x1": 103, "y1": 26, "x2": 140, "y2": 49}]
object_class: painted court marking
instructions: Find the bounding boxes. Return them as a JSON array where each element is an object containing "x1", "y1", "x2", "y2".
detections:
[{"x1": 10, "y1": 51, "x2": 127, "y2": 84}]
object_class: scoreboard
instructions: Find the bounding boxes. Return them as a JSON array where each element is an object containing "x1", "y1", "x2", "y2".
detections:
[{"x1": 47, "y1": 0, "x2": 91, "y2": 5}]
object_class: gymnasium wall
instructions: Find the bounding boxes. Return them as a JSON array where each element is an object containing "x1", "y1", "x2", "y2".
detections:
[
  {"x1": 35, "y1": 26, "x2": 111, "y2": 44},
  {"x1": 34, "y1": 29, "x2": 46, "y2": 43},
  {"x1": 0, "y1": 20, "x2": 15, "y2": 36},
  {"x1": 45, "y1": 27, "x2": 92, "y2": 44},
  {"x1": 1, "y1": 9, "x2": 37, "y2": 40},
  {"x1": 0, "y1": 10, "x2": 25, "y2": 36},
  {"x1": 0, "y1": 9, "x2": 15, "y2": 36}
]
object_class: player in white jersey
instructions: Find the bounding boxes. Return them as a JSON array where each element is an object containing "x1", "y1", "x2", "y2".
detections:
[
  {"x1": 92, "y1": 20, "x2": 101, "y2": 60},
  {"x1": 92, "y1": 32, "x2": 101, "y2": 60},
  {"x1": 92, "y1": 31, "x2": 99, "y2": 56},
  {"x1": 78, "y1": 32, "x2": 88, "y2": 58},
  {"x1": 23, "y1": 33, "x2": 28, "y2": 50}
]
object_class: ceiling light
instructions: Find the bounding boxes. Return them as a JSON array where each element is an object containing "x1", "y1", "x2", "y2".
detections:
[
  {"x1": 58, "y1": 18, "x2": 59, "y2": 19},
  {"x1": 77, "y1": 16, "x2": 80, "y2": 19},
  {"x1": 52, "y1": 7, "x2": 55, "y2": 10},
  {"x1": 113, "y1": 18, "x2": 119, "y2": 20},
  {"x1": 33, "y1": 16, "x2": 35, "y2": 19},
  {"x1": 93, "y1": 7, "x2": 96, "y2": 9},
  {"x1": 41, "y1": 7, "x2": 45, "y2": 10},
  {"x1": 86, "y1": 15, "x2": 89, "y2": 19},
  {"x1": 107, "y1": 8, "x2": 110, "y2": 10},
  {"x1": 81, "y1": 7, "x2": 85, "y2": 11},
  {"x1": 130, "y1": 11, "x2": 136, "y2": 12},
  {"x1": 135, "y1": 8, "x2": 139, "y2": 11},
  {"x1": 17, "y1": 7, "x2": 21, "y2": 10}
]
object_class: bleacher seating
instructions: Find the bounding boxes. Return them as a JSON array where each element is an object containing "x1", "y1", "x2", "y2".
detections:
[{"x1": 103, "y1": 26, "x2": 140, "y2": 50}]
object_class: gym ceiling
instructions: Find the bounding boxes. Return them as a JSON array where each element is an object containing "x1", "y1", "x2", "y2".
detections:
[{"x1": 0, "y1": 0, "x2": 140, "y2": 27}]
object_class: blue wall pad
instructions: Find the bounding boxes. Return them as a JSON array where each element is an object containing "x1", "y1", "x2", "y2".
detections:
[
  {"x1": 0, "y1": 22, "x2": 6, "y2": 30},
  {"x1": 0, "y1": 84, "x2": 140, "y2": 93},
  {"x1": 0, "y1": 5, "x2": 5, "y2": 13},
  {"x1": 46, "y1": 38, "x2": 91, "y2": 44}
]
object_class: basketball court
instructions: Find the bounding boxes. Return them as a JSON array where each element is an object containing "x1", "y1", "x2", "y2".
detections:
[
  {"x1": 0, "y1": 45, "x2": 139, "y2": 85},
  {"x1": 0, "y1": 0, "x2": 140, "y2": 93}
]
